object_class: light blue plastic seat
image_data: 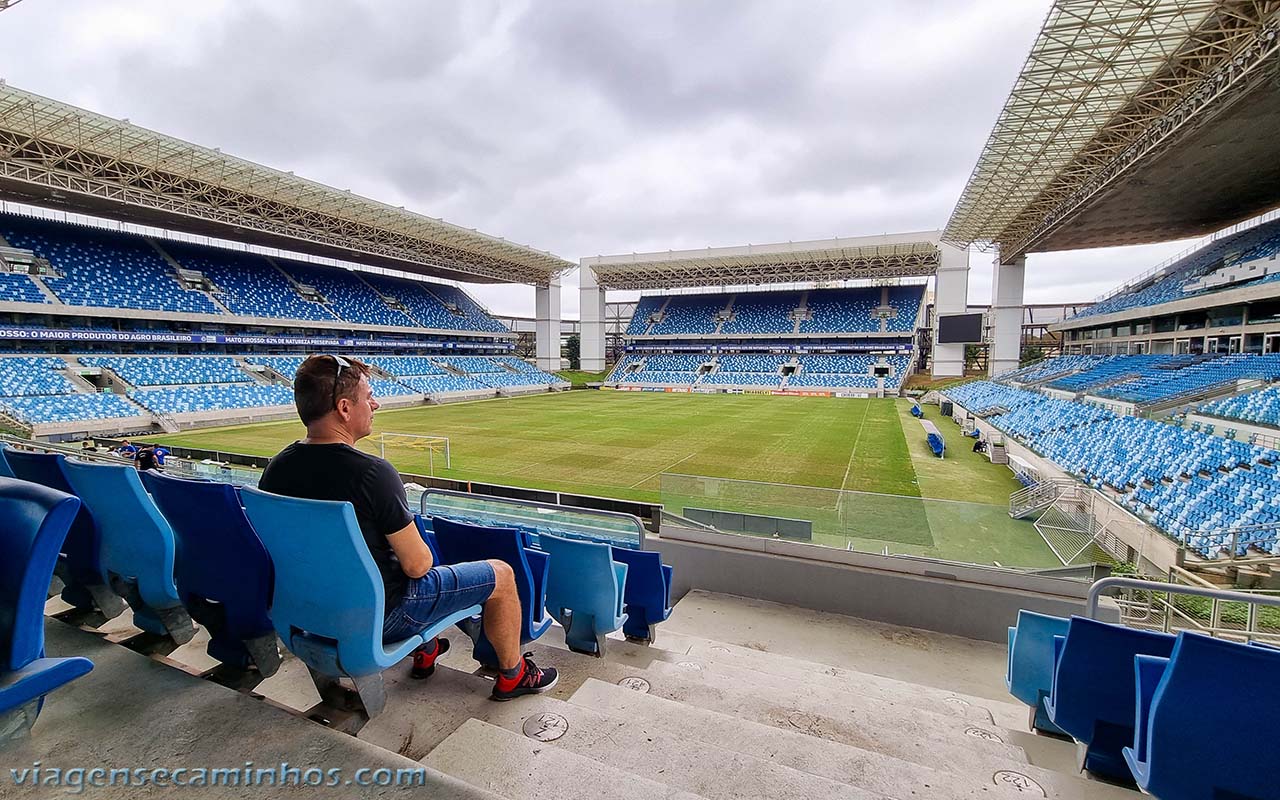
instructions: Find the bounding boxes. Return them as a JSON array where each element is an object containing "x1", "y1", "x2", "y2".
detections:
[
  {"x1": 432, "y1": 517, "x2": 552, "y2": 666},
  {"x1": 1046, "y1": 616, "x2": 1176, "y2": 780},
  {"x1": 1005, "y1": 610, "x2": 1070, "y2": 735},
  {"x1": 0, "y1": 477, "x2": 94, "y2": 742},
  {"x1": 240, "y1": 487, "x2": 481, "y2": 718},
  {"x1": 1124, "y1": 632, "x2": 1280, "y2": 799},
  {"x1": 60, "y1": 459, "x2": 194, "y2": 645},
  {"x1": 610, "y1": 547, "x2": 673, "y2": 644},
  {"x1": 539, "y1": 533, "x2": 627, "y2": 656}
]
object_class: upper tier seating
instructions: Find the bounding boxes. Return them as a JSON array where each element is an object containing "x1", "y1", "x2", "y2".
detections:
[
  {"x1": 80, "y1": 355, "x2": 249, "y2": 387},
  {"x1": 0, "y1": 357, "x2": 77, "y2": 396},
  {"x1": 626, "y1": 296, "x2": 665, "y2": 335},
  {"x1": 0, "y1": 477, "x2": 95, "y2": 743},
  {"x1": 648, "y1": 295, "x2": 725, "y2": 336},
  {"x1": 0, "y1": 215, "x2": 220, "y2": 314},
  {"x1": 0, "y1": 271, "x2": 50, "y2": 304},
  {"x1": 418, "y1": 282, "x2": 509, "y2": 334},
  {"x1": 720, "y1": 292, "x2": 800, "y2": 335},
  {"x1": 239, "y1": 488, "x2": 483, "y2": 718},
  {"x1": 0, "y1": 393, "x2": 144, "y2": 425},
  {"x1": 140, "y1": 471, "x2": 280, "y2": 676},
  {"x1": 1097, "y1": 354, "x2": 1280, "y2": 404},
  {"x1": 885, "y1": 286, "x2": 925, "y2": 333},
  {"x1": 1199, "y1": 384, "x2": 1280, "y2": 428},
  {"x1": 162, "y1": 242, "x2": 334, "y2": 322},
  {"x1": 278, "y1": 260, "x2": 418, "y2": 328},
  {"x1": 361, "y1": 277, "x2": 507, "y2": 334},
  {"x1": 995, "y1": 355, "x2": 1110, "y2": 385},
  {"x1": 1071, "y1": 217, "x2": 1280, "y2": 319},
  {"x1": 799, "y1": 288, "x2": 880, "y2": 334},
  {"x1": 1045, "y1": 355, "x2": 1171, "y2": 392},
  {"x1": 130, "y1": 384, "x2": 295, "y2": 415}
]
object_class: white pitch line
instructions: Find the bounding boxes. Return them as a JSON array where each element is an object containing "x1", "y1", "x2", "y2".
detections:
[
  {"x1": 835, "y1": 401, "x2": 872, "y2": 515},
  {"x1": 629, "y1": 451, "x2": 698, "y2": 490}
]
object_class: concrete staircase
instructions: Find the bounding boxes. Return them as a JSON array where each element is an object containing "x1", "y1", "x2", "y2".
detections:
[{"x1": 31, "y1": 590, "x2": 1141, "y2": 800}]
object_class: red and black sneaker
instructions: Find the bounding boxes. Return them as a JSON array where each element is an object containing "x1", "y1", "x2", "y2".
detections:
[
  {"x1": 410, "y1": 637, "x2": 450, "y2": 679},
  {"x1": 491, "y1": 653, "x2": 559, "y2": 701}
]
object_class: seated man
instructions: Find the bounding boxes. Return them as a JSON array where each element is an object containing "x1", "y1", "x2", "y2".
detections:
[{"x1": 258, "y1": 355, "x2": 557, "y2": 700}]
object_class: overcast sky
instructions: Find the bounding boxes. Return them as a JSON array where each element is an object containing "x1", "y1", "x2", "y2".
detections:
[{"x1": 0, "y1": 0, "x2": 1200, "y2": 317}]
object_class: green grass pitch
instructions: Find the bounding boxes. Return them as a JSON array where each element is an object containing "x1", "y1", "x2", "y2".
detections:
[{"x1": 143, "y1": 391, "x2": 1058, "y2": 567}]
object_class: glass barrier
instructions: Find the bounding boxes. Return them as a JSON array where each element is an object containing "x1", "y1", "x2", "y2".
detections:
[{"x1": 420, "y1": 488, "x2": 645, "y2": 549}]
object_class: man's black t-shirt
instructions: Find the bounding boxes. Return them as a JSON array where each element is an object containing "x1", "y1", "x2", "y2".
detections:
[
  {"x1": 258, "y1": 442, "x2": 414, "y2": 611},
  {"x1": 135, "y1": 448, "x2": 158, "y2": 471}
]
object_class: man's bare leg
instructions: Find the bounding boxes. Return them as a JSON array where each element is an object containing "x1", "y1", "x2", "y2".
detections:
[{"x1": 481, "y1": 559, "x2": 523, "y2": 670}]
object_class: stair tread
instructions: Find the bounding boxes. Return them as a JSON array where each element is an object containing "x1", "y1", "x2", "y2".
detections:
[{"x1": 424, "y1": 719, "x2": 706, "y2": 800}]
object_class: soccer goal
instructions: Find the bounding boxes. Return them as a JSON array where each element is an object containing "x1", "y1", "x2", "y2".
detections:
[{"x1": 364, "y1": 431, "x2": 451, "y2": 475}]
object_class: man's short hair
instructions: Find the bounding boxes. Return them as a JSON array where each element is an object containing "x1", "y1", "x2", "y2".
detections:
[{"x1": 293, "y1": 354, "x2": 372, "y2": 426}]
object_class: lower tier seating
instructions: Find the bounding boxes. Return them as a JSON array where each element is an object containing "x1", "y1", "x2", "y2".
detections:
[
  {"x1": 0, "y1": 393, "x2": 144, "y2": 424},
  {"x1": 130, "y1": 384, "x2": 296, "y2": 415}
]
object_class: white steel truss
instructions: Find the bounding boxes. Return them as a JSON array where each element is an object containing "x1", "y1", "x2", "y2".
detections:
[
  {"x1": 944, "y1": 0, "x2": 1280, "y2": 262},
  {"x1": 0, "y1": 83, "x2": 572, "y2": 286},
  {"x1": 586, "y1": 241, "x2": 940, "y2": 291}
]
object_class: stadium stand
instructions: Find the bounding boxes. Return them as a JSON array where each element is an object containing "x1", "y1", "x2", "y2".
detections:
[
  {"x1": 161, "y1": 241, "x2": 335, "y2": 322},
  {"x1": 885, "y1": 285, "x2": 926, "y2": 333},
  {"x1": 719, "y1": 292, "x2": 800, "y2": 335},
  {"x1": 0, "y1": 356, "x2": 78, "y2": 396},
  {"x1": 79, "y1": 356, "x2": 250, "y2": 387},
  {"x1": 799, "y1": 288, "x2": 882, "y2": 334},
  {"x1": 409, "y1": 281, "x2": 510, "y2": 334},
  {"x1": 791, "y1": 354, "x2": 878, "y2": 388},
  {"x1": 130, "y1": 384, "x2": 295, "y2": 415},
  {"x1": 0, "y1": 215, "x2": 220, "y2": 314},
  {"x1": 1199, "y1": 384, "x2": 1280, "y2": 428},
  {"x1": 277, "y1": 259, "x2": 421, "y2": 328},
  {"x1": 0, "y1": 270, "x2": 50, "y2": 304},
  {"x1": 1095, "y1": 354, "x2": 1280, "y2": 404},
  {"x1": 648, "y1": 295, "x2": 725, "y2": 335},
  {"x1": 0, "y1": 393, "x2": 143, "y2": 424},
  {"x1": 625, "y1": 295, "x2": 665, "y2": 335}
]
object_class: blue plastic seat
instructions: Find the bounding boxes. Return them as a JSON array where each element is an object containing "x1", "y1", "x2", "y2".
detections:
[
  {"x1": 2, "y1": 448, "x2": 124, "y2": 619},
  {"x1": 1005, "y1": 610, "x2": 1070, "y2": 735},
  {"x1": 61, "y1": 459, "x2": 194, "y2": 645},
  {"x1": 1046, "y1": 617, "x2": 1176, "y2": 780},
  {"x1": 1124, "y1": 632, "x2": 1280, "y2": 799},
  {"x1": 240, "y1": 487, "x2": 482, "y2": 718},
  {"x1": 0, "y1": 477, "x2": 94, "y2": 742},
  {"x1": 141, "y1": 471, "x2": 279, "y2": 675},
  {"x1": 0, "y1": 447, "x2": 12, "y2": 478},
  {"x1": 431, "y1": 517, "x2": 552, "y2": 666},
  {"x1": 610, "y1": 547, "x2": 673, "y2": 643},
  {"x1": 538, "y1": 533, "x2": 627, "y2": 656}
]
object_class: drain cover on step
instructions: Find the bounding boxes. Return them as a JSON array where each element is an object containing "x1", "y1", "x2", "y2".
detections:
[
  {"x1": 522, "y1": 712, "x2": 569, "y2": 742},
  {"x1": 676, "y1": 661, "x2": 704, "y2": 671},
  {"x1": 618, "y1": 676, "x2": 651, "y2": 693},
  {"x1": 992, "y1": 771, "x2": 1046, "y2": 796},
  {"x1": 963, "y1": 726, "x2": 1005, "y2": 743},
  {"x1": 709, "y1": 645, "x2": 731, "y2": 653},
  {"x1": 942, "y1": 696, "x2": 971, "y2": 708}
]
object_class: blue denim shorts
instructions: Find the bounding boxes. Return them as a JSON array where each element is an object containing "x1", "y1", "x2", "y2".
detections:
[{"x1": 382, "y1": 561, "x2": 496, "y2": 643}]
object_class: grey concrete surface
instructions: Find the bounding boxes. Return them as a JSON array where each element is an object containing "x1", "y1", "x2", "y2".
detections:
[{"x1": 424, "y1": 719, "x2": 706, "y2": 800}]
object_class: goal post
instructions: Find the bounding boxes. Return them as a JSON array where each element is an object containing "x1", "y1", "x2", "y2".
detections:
[{"x1": 362, "y1": 432, "x2": 451, "y2": 475}]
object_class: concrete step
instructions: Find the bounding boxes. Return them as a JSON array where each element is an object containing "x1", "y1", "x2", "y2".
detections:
[
  {"x1": 654, "y1": 629, "x2": 1025, "y2": 727},
  {"x1": 571, "y1": 678, "x2": 1136, "y2": 800},
  {"x1": 516, "y1": 641, "x2": 1032, "y2": 777},
  {"x1": 424, "y1": 719, "x2": 705, "y2": 800}
]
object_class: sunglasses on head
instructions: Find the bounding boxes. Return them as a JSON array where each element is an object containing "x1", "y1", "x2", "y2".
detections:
[{"x1": 329, "y1": 354, "x2": 352, "y2": 409}]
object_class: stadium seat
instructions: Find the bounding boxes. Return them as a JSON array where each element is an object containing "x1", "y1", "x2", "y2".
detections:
[
  {"x1": 239, "y1": 488, "x2": 482, "y2": 718},
  {"x1": 1123, "y1": 632, "x2": 1280, "y2": 800},
  {"x1": 1046, "y1": 616, "x2": 1176, "y2": 780},
  {"x1": 140, "y1": 471, "x2": 279, "y2": 676},
  {"x1": 0, "y1": 447, "x2": 11, "y2": 478},
  {"x1": 610, "y1": 547, "x2": 673, "y2": 644},
  {"x1": 0, "y1": 477, "x2": 95, "y2": 743},
  {"x1": 538, "y1": 533, "x2": 627, "y2": 656},
  {"x1": 2, "y1": 448, "x2": 125, "y2": 619},
  {"x1": 60, "y1": 460, "x2": 195, "y2": 645},
  {"x1": 1005, "y1": 610, "x2": 1070, "y2": 735},
  {"x1": 430, "y1": 517, "x2": 552, "y2": 667}
]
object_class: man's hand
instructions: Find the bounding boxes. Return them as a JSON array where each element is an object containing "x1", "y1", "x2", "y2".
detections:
[{"x1": 387, "y1": 521, "x2": 434, "y2": 578}]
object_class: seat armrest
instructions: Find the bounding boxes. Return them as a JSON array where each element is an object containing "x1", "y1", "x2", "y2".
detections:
[
  {"x1": 1131, "y1": 655, "x2": 1169, "y2": 763},
  {"x1": 524, "y1": 547, "x2": 550, "y2": 622},
  {"x1": 611, "y1": 561, "x2": 628, "y2": 618},
  {"x1": 661, "y1": 564, "x2": 674, "y2": 608},
  {"x1": 1006, "y1": 627, "x2": 1017, "y2": 688}
]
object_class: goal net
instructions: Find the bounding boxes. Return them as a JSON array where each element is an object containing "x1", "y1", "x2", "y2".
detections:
[{"x1": 360, "y1": 432, "x2": 451, "y2": 475}]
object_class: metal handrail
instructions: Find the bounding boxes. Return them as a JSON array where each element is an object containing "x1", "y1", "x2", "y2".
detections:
[{"x1": 1087, "y1": 577, "x2": 1280, "y2": 618}]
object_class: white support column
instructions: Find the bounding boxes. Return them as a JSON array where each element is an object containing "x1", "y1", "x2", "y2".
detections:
[
  {"x1": 535, "y1": 276, "x2": 562, "y2": 372},
  {"x1": 989, "y1": 254, "x2": 1025, "y2": 378},
  {"x1": 578, "y1": 264, "x2": 607, "y2": 372},
  {"x1": 931, "y1": 241, "x2": 969, "y2": 378}
]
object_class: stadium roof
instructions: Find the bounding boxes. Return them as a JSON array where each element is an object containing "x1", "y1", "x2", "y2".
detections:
[
  {"x1": 944, "y1": 1, "x2": 1280, "y2": 264},
  {"x1": 581, "y1": 232, "x2": 943, "y2": 291},
  {"x1": 0, "y1": 82, "x2": 573, "y2": 286}
]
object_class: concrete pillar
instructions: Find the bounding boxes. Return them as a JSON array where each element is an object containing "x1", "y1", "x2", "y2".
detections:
[
  {"x1": 988, "y1": 254, "x2": 1025, "y2": 378},
  {"x1": 535, "y1": 276, "x2": 562, "y2": 372},
  {"x1": 931, "y1": 242, "x2": 969, "y2": 378},
  {"x1": 578, "y1": 264, "x2": 607, "y2": 372}
]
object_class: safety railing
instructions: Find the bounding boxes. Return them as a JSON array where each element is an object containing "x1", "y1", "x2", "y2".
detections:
[{"x1": 1088, "y1": 576, "x2": 1280, "y2": 644}]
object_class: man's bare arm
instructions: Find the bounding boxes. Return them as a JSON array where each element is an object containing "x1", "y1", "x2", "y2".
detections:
[{"x1": 387, "y1": 520, "x2": 434, "y2": 578}]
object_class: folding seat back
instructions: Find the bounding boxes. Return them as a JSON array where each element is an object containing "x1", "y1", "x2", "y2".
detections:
[
  {"x1": 140, "y1": 471, "x2": 278, "y2": 674},
  {"x1": 431, "y1": 517, "x2": 551, "y2": 666},
  {"x1": 60, "y1": 459, "x2": 193, "y2": 644},
  {"x1": 0, "y1": 446, "x2": 12, "y2": 478},
  {"x1": 0, "y1": 477, "x2": 94, "y2": 741},
  {"x1": 240, "y1": 488, "x2": 480, "y2": 718},
  {"x1": 1005, "y1": 610, "x2": 1070, "y2": 734},
  {"x1": 610, "y1": 547, "x2": 673, "y2": 643},
  {"x1": 539, "y1": 533, "x2": 627, "y2": 656},
  {"x1": 1124, "y1": 632, "x2": 1280, "y2": 800},
  {"x1": 1047, "y1": 616, "x2": 1175, "y2": 780},
  {"x1": 2, "y1": 448, "x2": 123, "y2": 618}
]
